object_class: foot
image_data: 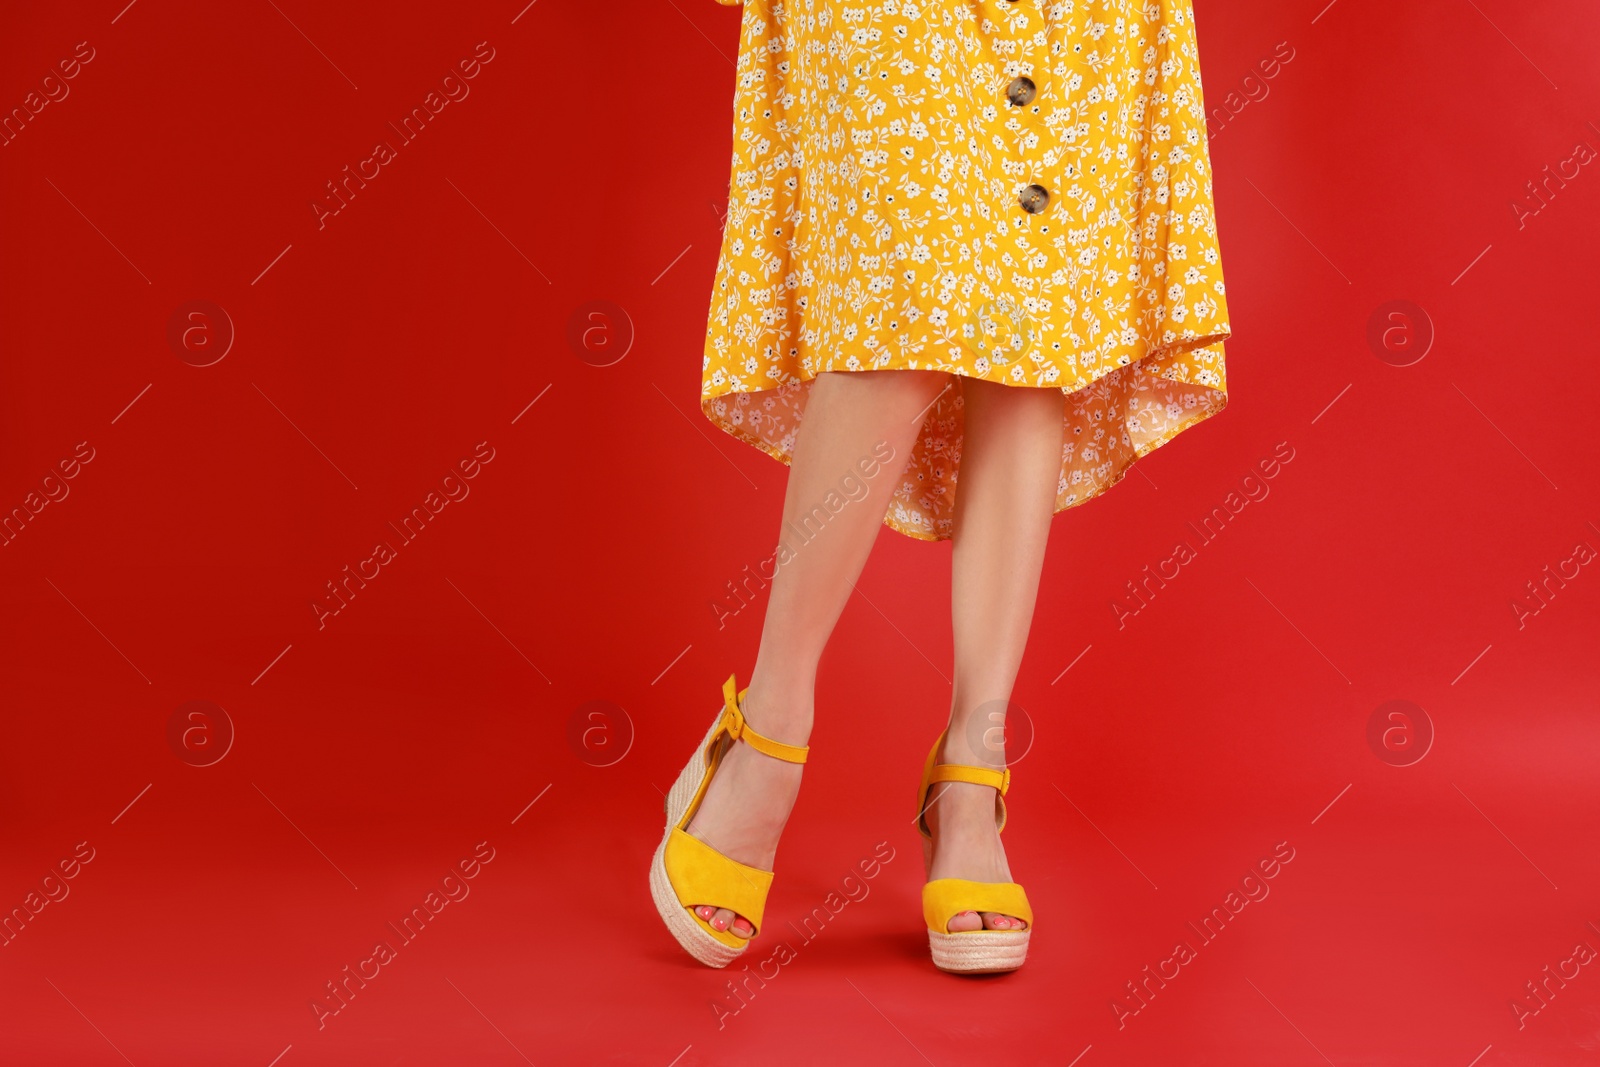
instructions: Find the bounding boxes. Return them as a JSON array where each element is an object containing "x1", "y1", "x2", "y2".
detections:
[
  {"x1": 683, "y1": 687, "x2": 810, "y2": 939},
  {"x1": 924, "y1": 734, "x2": 1029, "y2": 933}
]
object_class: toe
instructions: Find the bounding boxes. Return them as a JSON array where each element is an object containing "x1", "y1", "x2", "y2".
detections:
[
  {"x1": 692, "y1": 906, "x2": 753, "y2": 938},
  {"x1": 946, "y1": 910, "x2": 983, "y2": 933},
  {"x1": 981, "y1": 912, "x2": 1027, "y2": 931}
]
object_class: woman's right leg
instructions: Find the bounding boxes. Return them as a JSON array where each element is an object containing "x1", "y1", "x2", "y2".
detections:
[{"x1": 685, "y1": 368, "x2": 953, "y2": 936}]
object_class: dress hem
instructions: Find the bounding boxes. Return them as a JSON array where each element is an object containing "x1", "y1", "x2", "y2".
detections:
[{"x1": 699, "y1": 333, "x2": 1231, "y2": 543}]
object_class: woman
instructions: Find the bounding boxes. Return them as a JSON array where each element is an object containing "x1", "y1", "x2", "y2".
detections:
[{"x1": 650, "y1": 0, "x2": 1231, "y2": 974}]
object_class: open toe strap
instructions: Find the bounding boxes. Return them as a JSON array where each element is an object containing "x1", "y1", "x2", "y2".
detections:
[
  {"x1": 922, "y1": 878, "x2": 1033, "y2": 934},
  {"x1": 665, "y1": 827, "x2": 773, "y2": 946}
]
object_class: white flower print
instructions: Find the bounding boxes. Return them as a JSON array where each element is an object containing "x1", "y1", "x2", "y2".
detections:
[{"x1": 702, "y1": 0, "x2": 1230, "y2": 542}]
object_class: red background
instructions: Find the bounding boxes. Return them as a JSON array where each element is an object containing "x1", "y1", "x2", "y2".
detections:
[{"x1": 3, "y1": 1, "x2": 1598, "y2": 1064}]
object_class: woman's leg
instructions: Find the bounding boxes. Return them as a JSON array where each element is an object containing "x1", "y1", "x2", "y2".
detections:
[
  {"x1": 925, "y1": 377, "x2": 1065, "y2": 931},
  {"x1": 686, "y1": 368, "x2": 954, "y2": 936}
]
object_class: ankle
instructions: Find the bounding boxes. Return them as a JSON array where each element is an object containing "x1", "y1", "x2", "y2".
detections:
[
  {"x1": 938, "y1": 723, "x2": 1006, "y2": 772},
  {"x1": 741, "y1": 701, "x2": 813, "y2": 750},
  {"x1": 740, "y1": 680, "x2": 814, "y2": 748}
]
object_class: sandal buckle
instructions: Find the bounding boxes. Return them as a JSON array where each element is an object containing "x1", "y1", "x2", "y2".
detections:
[{"x1": 720, "y1": 674, "x2": 746, "y2": 741}]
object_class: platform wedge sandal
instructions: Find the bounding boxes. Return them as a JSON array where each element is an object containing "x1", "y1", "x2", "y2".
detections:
[
  {"x1": 914, "y1": 730, "x2": 1032, "y2": 974},
  {"x1": 649, "y1": 672, "x2": 808, "y2": 968}
]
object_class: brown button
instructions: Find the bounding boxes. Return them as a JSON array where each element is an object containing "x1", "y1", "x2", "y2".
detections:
[
  {"x1": 1005, "y1": 76, "x2": 1035, "y2": 107},
  {"x1": 1019, "y1": 184, "x2": 1050, "y2": 214}
]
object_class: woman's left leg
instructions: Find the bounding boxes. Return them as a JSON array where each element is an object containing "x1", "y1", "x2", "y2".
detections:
[{"x1": 924, "y1": 377, "x2": 1066, "y2": 932}]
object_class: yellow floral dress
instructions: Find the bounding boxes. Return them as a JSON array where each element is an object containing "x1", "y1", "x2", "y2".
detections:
[{"x1": 701, "y1": 0, "x2": 1231, "y2": 541}]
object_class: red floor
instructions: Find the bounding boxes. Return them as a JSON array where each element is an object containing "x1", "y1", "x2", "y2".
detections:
[{"x1": 4, "y1": 1, "x2": 1599, "y2": 1064}]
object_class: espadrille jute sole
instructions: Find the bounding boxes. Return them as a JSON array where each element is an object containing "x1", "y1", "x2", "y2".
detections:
[
  {"x1": 649, "y1": 712, "x2": 747, "y2": 969},
  {"x1": 927, "y1": 927, "x2": 1031, "y2": 973}
]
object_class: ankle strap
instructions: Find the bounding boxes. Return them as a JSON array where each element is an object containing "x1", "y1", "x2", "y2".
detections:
[
  {"x1": 720, "y1": 674, "x2": 809, "y2": 764},
  {"x1": 928, "y1": 761, "x2": 1010, "y2": 796}
]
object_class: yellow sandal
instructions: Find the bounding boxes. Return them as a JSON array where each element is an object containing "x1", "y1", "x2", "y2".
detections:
[
  {"x1": 649, "y1": 672, "x2": 808, "y2": 968},
  {"x1": 915, "y1": 730, "x2": 1032, "y2": 974}
]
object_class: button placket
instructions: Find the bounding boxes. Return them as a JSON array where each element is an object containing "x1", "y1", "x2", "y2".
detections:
[{"x1": 992, "y1": 6, "x2": 1054, "y2": 219}]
